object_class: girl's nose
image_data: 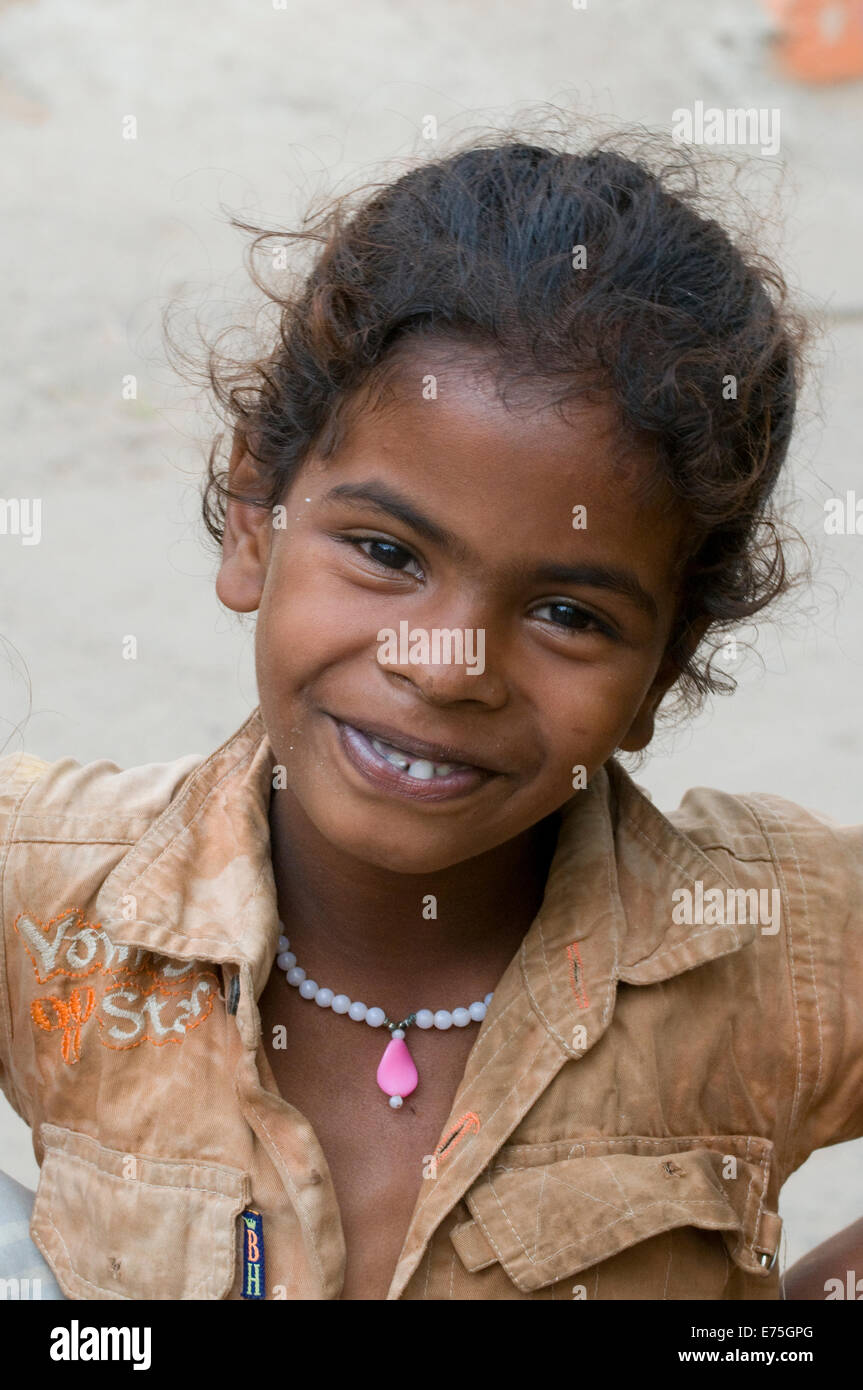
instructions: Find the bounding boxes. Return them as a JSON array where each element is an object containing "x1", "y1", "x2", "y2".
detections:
[{"x1": 374, "y1": 617, "x2": 508, "y2": 708}]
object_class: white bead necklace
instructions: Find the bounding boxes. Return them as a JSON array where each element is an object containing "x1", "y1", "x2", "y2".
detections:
[{"x1": 274, "y1": 927, "x2": 493, "y2": 1110}]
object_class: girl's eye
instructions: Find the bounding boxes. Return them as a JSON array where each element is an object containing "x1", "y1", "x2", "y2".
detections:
[
  {"x1": 348, "y1": 537, "x2": 423, "y2": 577},
  {"x1": 532, "y1": 600, "x2": 616, "y2": 639}
]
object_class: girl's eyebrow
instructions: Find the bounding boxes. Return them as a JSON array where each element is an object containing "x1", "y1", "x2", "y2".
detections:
[
  {"x1": 322, "y1": 479, "x2": 658, "y2": 621},
  {"x1": 526, "y1": 563, "x2": 659, "y2": 621},
  {"x1": 322, "y1": 480, "x2": 469, "y2": 558}
]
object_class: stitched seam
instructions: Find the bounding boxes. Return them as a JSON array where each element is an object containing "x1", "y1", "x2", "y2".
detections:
[
  {"x1": 534, "y1": 1168, "x2": 547, "y2": 1257},
  {"x1": 415, "y1": 1030, "x2": 547, "y2": 1219},
  {"x1": 40, "y1": 1160, "x2": 128, "y2": 1299},
  {"x1": 740, "y1": 798, "x2": 815, "y2": 1168},
  {"x1": 731, "y1": 1135, "x2": 754, "y2": 1263},
  {"x1": 662, "y1": 1229, "x2": 673, "y2": 1300},
  {"x1": 492, "y1": 1134, "x2": 771, "y2": 1163},
  {"x1": 729, "y1": 1134, "x2": 768, "y2": 1264},
  {"x1": 636, "y1": 922, "x2": 750, "y2": 971},
  {"x1": 537, "y1": 911, "x2": 555, "y2": 997},
  {"x1": 494, "y1": 1189, "x2": 739, "y2": 1267},
  {"x1": 0, "y1": 770, "x2": 57, "y2": 1118},
  {"x1": 523, "y1": 916, "x2": 617, "y2": 1051},
  {"x1": 522, "y1": 952, "x2": 574, "y2": 1052},
  {"x1": 102, "y1": 743, "x2": 257, "y2": 917},
  {"x1": 46, "y1": 1148, "x2": 243, "y2": 1201},
  {"x1": 487, "y1": 1168, "x2": 624, "y2": 1258},
  {"x1": 470, "y1": 1205, "x2": 509, "y2": 1270},
  {"x1": 484, "y1": 1190, "x2": 739, "y2": 1267},
  {"x1": 41, "y1": 1155, "x2": 222, "y2": 1297},
  {"x1": 602, "y1": 842, "x2": 620, "y2": 1028},
  {"x1": 626, "y1": 817, "x2": 737, "y2": 888},
  {"x1": 42, "y1": 1123, "x2": 250, "y2": 1184},
  {"x1": 681, "y1": 844, "x2": 774, "y2": 860},
  {"x1": 767, "y1": 803, "x2": 824, "y2": 1107},
  {"x1": 721, "y1": 1223, "x2": 731, "y2": 1290},
  {"x1": 442, "y1": 1010, "x2": 533, "y2": 1095},
  {"x1": 596, "y1": 1153, "x2": 634, "y2": 1212},
  {"x1": 8, "y1": 835, "x2": 139, "y2": 846},
  {"x1": 483, "y1": 1139, "x2": 772, "y2": 1269},
  {"x1": 460, "y1": 988, "x2": 525, "y2": 1069},
  {"x1": 245, "y1": 1102, "x2": 327, "y2": 1288}
]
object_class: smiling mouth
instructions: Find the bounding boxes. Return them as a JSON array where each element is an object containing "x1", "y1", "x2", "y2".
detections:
[
  {"x1": 367, "y1": 731, "x2": 466, "y2": 779},
  {"x1": 328, "y1": 715, "x2": 497, "y2": 801}
]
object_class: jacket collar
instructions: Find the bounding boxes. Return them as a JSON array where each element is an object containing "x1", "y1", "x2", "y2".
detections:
[
  {"x1": 94, "y1": 707, "x2": 279, "y2": 1002},
  {"x1": 516, "y1": 756, "x2": 755, "y2": 1065},
  {"x1": 94, "y1": 706, "x2": 754, "y2": 1049}
]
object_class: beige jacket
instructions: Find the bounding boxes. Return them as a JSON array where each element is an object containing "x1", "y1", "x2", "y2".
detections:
[{"x1": 1, "y1": 707, "x2": 861, "y2": 1300}]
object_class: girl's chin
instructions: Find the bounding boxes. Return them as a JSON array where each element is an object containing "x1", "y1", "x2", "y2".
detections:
[{"x1": 319, "y1": 815, "x2": 484, "y2": 873}]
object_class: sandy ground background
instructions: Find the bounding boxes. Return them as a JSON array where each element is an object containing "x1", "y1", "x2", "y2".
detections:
[{"x1": 1, "y1": 0, "x2": 862, "y2": 1279}]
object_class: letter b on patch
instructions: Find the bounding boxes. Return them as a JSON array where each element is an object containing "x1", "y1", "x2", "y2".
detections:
[{"x1": 241, "y1": 1208, "x2": 266, "y2": 1299}]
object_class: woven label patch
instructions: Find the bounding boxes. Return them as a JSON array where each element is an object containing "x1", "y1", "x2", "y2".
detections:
[{"x1": 241, "y1": 1209, "x2": 265, "y2": 1299}]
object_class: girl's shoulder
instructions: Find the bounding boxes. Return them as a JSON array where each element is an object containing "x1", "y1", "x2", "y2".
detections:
[
  {"x1": 666, "y1": 779, "x2": 853, "y2": 846},
  {"x1": 610, "y1": 759, "x2": 862, "y2": 881},
  {"x1": 0, "y1": 709, "x2": 266, "y2": 836},
  {"x1": 607, "y1": 763, "x2": 863, "y2": 1166},
  {"x1": 0, "y1": 744, "x2": 205, "y2": 837}
]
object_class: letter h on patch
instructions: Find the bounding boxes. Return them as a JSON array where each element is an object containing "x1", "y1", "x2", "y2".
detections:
[{"x1": 241, "y1": 1208, "x2": 265, "y2": 1299}]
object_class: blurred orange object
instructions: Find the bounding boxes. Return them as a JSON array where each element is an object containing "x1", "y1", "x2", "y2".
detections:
[{"x1": 770, "y1": 0, "x2": 863, "y2": 82}]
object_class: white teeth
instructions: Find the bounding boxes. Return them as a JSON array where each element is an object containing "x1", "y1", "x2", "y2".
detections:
[
  {"x1": 369, "y1": 734, "x2": 462, "y2": 779},
  {"x1": 406, "y1": 759, "x2": 435, "y2": 780},
  {"x1": 371, "y1": 736, "x2": 410, "y2": 770}
]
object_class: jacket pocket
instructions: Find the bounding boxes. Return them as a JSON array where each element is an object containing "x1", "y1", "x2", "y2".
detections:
[
  {"x1": 450, "y1": 1135, "x2": 782, "y2": 1295},
  {"x1": 31, "y1": 1122, "x2": 251, "y2": 1300}
]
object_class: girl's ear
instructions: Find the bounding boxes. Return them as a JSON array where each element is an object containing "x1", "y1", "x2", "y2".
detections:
[
  {"x1": 215, "y1": 431, "x2": 273, "y2": 614},
  {"x1": 617, "y1": 616, "x2": 712, "y2": 753},
  {"x1": 617, "y1": 668, "x2": 675, "y2": 753}
]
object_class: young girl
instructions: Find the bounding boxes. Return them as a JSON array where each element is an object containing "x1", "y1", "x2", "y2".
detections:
[{"x1": 1, "y1": 133, "x2": 861, "y2": 1302}]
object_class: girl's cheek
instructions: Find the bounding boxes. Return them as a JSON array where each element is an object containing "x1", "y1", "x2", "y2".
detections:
[
  {"x1": 259, "y1": 579, "x2": 369, "y2": 695},
  {"x1": 542, "y1": 673, "x2": 643, "y2": 768}
]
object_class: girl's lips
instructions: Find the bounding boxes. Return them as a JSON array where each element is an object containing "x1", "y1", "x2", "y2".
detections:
[{"x1": 331, "y1": 717, "x2": 492, "y2": 802}]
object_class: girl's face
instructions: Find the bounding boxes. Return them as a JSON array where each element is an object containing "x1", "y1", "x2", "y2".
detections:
[{"x1": 218, "y1": 349, "x2": 688, "y2": 873}]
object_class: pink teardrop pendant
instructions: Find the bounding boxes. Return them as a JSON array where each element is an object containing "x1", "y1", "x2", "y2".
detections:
[{"x1": 377, "y1": 1035, "x2": 418, "y2": 1108}]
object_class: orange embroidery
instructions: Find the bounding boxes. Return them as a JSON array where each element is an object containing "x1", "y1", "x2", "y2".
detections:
[
  {"x1": 96, "y1": 974, "x2": 219, "y2": 1051},
  {"x1": 111, "y1": 952, "x2": 198, "y2": 987},
  {"x1": 17, "y1": 904, "x2": 219, "y2": 1060},
  {"x1": 434, "y1": 1111, "x2": 480, "y2": 1164},
  {"x1": 31, "y1": 987, "x2": 96, "y2": 1065},
  {"x1": 566, "y1": 941, "x2": 590, "y2": 1009},
  {"x1": 15, "y1": 907, "x2": 124, "y2": 983},
  {"x1": 14, "y1": 907, "x2": 201, "y2": 989}
]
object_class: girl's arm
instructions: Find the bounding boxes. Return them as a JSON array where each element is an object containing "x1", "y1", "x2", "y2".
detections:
[{"x1": 781, "y1": 1216, "x2": 863, "y2": 1299}]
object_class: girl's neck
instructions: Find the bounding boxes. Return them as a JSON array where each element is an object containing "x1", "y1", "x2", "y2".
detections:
[{"x1": 267, "y1": 789, "x2": 561, "y2": 990}]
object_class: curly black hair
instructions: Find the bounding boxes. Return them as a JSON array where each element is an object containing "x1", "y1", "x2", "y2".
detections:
[{"x1": 194, "y1": 119, "x2": 810, "y2": 718}]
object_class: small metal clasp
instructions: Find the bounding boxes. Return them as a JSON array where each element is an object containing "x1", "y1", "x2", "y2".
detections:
[{"x1": 227, "y1": 972, "x2": 241, "y2": 1015}]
